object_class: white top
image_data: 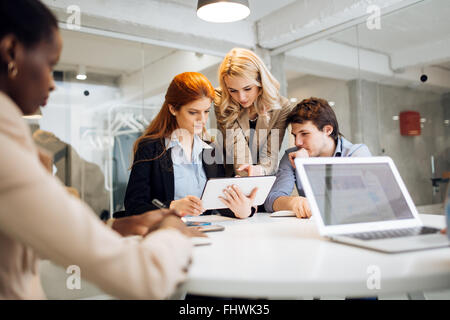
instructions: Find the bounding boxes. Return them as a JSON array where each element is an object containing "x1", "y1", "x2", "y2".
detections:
[
  {"x1": 165, "y1": 134, "x2": 211, "y2": 200},
  {"x1": 182, "y1": 213, "x2": 450, "y2": 298}
]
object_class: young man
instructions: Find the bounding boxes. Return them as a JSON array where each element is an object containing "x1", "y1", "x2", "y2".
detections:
[{"x1": 264, "y1": 97, "x2": 371, "y2": 218}]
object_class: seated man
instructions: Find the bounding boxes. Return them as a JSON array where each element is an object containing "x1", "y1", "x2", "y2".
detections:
[{"x1": 264, "y1": 97, "x2": 371, "y2": 218}]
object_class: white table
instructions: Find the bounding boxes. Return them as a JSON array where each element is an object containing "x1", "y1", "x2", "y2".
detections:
[{"x1": 181, "y1": 213, "x2": 450, "y2": 299}]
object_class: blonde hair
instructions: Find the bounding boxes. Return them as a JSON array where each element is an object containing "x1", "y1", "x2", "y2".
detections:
[{"x1": 216, "y1": 48, "x2": 282, "y2": 127}]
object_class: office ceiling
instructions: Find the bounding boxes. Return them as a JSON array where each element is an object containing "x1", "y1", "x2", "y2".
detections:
[
  {"x1": 161, "y1": 0, "x2": 296, "y2": 22},
  {"x1": 58, "y1": 29, "x2": 176, "y2": 76},
  {"x1": 54, "y1": 0, "x2": 450, "y2": 92},
  {"x1": 55, "y1": 0, "x2": 297, "y2": 78},
  {"x1": 329, "y1": 0, "x2": 450, "y2": 56}
]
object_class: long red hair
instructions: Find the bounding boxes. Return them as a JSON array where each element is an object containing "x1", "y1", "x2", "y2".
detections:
[{"x1": 132, "y1": 72, "x2": 215, "y2": 162}]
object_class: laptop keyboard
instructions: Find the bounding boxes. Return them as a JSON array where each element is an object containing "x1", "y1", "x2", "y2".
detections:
[{"x1": 344, "y1": 226, "x2": 441, "y2": 241}]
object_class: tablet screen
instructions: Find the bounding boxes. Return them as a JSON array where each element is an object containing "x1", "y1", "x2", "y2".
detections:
[{"x1": 201, "y1": 176, "x2": 276, "y2": 210}]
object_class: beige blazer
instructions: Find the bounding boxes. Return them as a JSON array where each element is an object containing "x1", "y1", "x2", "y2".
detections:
[
  {"x1": 0, "y1": 92, "x2": 192, "y2": 300},
  {"x1": 214, "y1": 91, "x2": 293, "y2": 176}
]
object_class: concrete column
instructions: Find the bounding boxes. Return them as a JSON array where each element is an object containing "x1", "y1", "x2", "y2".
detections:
[
  {"x1": 269, "y1": 52, "x2": 290, "y2": 156},
  {"x1": 254, "y1": 47, "x2": 287, "y2": 97},
  {"x1": 347, "y1": 79, "x2": 381, "y2": 155},
  {"x1": 254, "y1": 47, "x2": 290, "y2": 160},
  {"x1": 348, "y1": 79, "x2": 363, "y2": 144},
  {"x1": 270, "y1": 53, "x2": 288, "y2": 98}
]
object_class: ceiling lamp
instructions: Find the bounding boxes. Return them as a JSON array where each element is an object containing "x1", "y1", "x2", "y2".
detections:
[
  {"x1": 197, "y1": 0, "x2": 250, "y2": 23},
  {"x1": 76, "y1": 65, "x2": 87, "y2": 81}
]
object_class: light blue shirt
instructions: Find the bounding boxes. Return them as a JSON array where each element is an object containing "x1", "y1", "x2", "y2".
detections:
[
  {"x1": 264, "y1": 136, "x2": 372, "y2": 212},
  {"x1": 165, "y1": 135, "x2": 212, "y2": 200}
]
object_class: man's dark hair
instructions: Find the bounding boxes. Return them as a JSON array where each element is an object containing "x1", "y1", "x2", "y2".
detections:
[
  {"x1": 287, "y1": 97, "x2": 341, "y2": 141},
  {"x1": 0, "y1": 0, "x2": 58, "y2": 71}
]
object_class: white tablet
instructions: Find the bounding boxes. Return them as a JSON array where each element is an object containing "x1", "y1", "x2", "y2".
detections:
[{"x1": 200, "y1": 176, "x2": 277, "y2": 210}]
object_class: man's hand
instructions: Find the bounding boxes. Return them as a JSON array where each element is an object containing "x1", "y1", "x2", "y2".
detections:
[
  {"x1": 273, "y1": 196, "x2": 311, "y2": 219},
  {"x1": 291, "y1": 196, "x2": 312, "y2": 219},
  {"x1": 288, "y1": 148, "x2": 309, "y2": 169}
]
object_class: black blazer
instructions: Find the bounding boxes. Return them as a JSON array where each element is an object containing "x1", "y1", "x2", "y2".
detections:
[{"x1": 124, "y1": 138, "x2": 238, "y2": 217}]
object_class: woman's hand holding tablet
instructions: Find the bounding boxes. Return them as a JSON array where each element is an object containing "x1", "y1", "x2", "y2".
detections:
[
  {"x1": 201, "y1": 176, "x2": 276, "y2": 211},
  {"x1": 219, "y1": 185, "x2": 258, "y2": 219}
]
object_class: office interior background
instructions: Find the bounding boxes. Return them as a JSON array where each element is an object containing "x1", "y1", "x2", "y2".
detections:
[
  {"x1": 32, "y1": 0, "x2": 449, "y2": 216},
  {"x1": 29, "y1": 0, "x2": 449, "y2": 298}
]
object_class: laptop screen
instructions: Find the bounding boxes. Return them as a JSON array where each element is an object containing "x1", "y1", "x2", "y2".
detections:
[{"x1": 303, "y1": 163, "x2": 414, "y2": 226}]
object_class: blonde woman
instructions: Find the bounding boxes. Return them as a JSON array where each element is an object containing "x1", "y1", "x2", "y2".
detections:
[{"x1": 214, "y1": 48, "x2": 293, "y2": 177}]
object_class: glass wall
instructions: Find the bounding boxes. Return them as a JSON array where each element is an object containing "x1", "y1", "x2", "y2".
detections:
[
  {"x1": 27, "y1": 0, "x2": 449, "y2": 216},
  {"x1": 27, "y1": 28, "x2": 221, "y2": 217},
  {"x1": 285, "y1": 0, "x2": 450, "y2": 210}
]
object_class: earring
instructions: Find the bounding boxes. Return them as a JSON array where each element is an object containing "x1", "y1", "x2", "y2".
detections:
[{"x1": 8, "y1": 62, "x2": 18, "y2": 78}]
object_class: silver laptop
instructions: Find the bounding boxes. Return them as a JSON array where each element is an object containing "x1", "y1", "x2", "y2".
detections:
[{"x1": 294, "y1": 156, "x2": 450, "y2": 253}]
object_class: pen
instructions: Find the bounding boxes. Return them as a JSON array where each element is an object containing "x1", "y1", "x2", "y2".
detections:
[{"x1": 152, "y1": 199, "x2": 186, "y2": 222}]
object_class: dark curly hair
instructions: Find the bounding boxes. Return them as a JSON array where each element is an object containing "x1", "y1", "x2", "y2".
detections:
[
  {"x1": 287, "y1": 97, "x2": 341, "y2": 141},
  {"x1": 0, "y1": 0, "x2": 58, "y2": 73}
]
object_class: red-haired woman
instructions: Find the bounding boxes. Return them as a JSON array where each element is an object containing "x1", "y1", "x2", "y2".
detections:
[{"x1": 124, "y1": 72, "x2": 258, "y2": 219}]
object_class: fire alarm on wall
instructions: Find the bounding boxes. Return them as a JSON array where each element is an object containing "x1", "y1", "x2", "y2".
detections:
[{"x1": 399, "y1": 111, "x2": 421, "y2": 136}]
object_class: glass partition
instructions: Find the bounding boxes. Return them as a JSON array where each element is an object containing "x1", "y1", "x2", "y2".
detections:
[
  {"x1": 26, "y1": 22, "x2": 223, "y2": 217},
  {"x1": 26, "y1": 0, "x2": 450, "y2": 216},
  {"x1": 286, "y1": 0, "x2": 450, "y2": 210}
]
